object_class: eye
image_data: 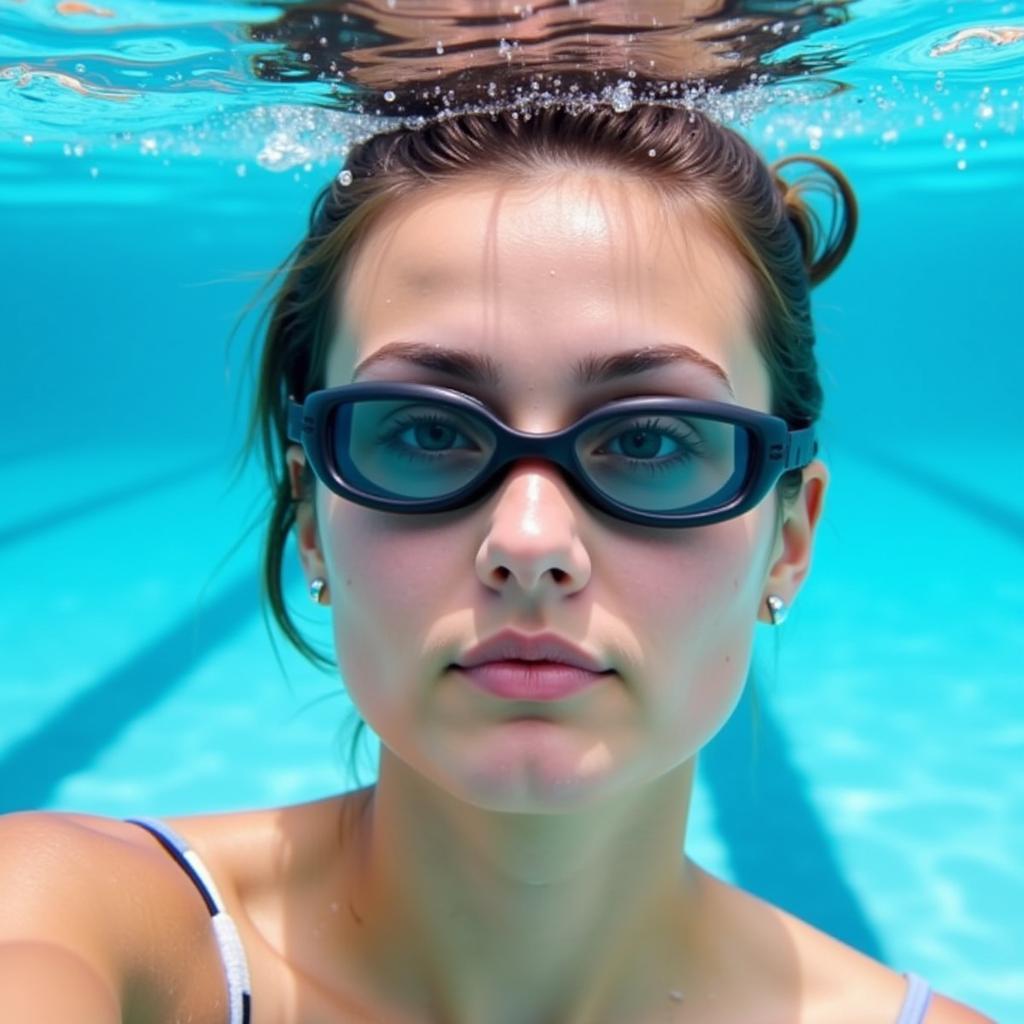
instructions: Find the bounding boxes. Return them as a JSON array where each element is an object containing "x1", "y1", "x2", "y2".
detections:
[
  {"x1": 593, "y1": 417, "x2": 705, "y2": 472},
  {"x1": 378, "y1": 408, "x2": 483, "y2": 460}
]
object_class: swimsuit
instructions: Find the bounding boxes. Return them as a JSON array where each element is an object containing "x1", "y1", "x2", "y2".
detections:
[
  {"x1": 125, "y1": 817, "x2": 252, "y2": 1024},
  {"x1": 125, "y1": 817, "x2": 935, "y2": 1024}
]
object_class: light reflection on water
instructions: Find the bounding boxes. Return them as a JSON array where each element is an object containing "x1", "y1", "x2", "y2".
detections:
[{"x1": 0, "y1": 0, "x2": 1021, "y2": 194}]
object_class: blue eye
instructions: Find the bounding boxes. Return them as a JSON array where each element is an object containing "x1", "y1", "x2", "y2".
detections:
[
  {"x1": 380, "y1": 411, "x2": 481, "y2": 460},
  {"x1": 595, "y1": 418, "x2": 704, "y2": 474}
]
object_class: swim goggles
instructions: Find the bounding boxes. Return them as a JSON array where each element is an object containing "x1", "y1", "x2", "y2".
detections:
[{"x1": 287, "y1": 382, "x2": 817, "y2": 528}]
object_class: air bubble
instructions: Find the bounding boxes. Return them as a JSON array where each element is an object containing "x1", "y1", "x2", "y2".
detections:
[
  {"x1": 956, "y1": 158, "x2": 967, "y2": 170},
  {"x1": 384, "y1": 90, "x2": 396, "y2": 102},
  {"x1": 881, "y1": 128, "x2": 898, "y2": 143},
  {"x1": 236, "y1": 163, "x2": 247, "y2": 177},
  {"x1": 257, "y1": 130, "x2": 313, "y2": 171},
  {"x1": 436, "y1": 40, "x2": 444, "y2": 54},
  {"x1": 609, "y1": 80, "x2": 634, "y2": 112},
  {"x1": 75, "y1": 62, "x2": 86, "y2": 74},
  {"x1": 89, "y1": 167, "x2": 99, "y2": 178},
  {"x1": 338, "y1": 169, "x2": 353, "y2": 185},
  {"x1": 648, "y1": 148, "x2": 657, "y2": 156}
]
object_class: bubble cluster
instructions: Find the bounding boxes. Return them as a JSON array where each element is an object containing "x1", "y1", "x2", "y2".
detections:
[{"x1": 2, "y1": 2, "x2": 1020, "y2": 192}]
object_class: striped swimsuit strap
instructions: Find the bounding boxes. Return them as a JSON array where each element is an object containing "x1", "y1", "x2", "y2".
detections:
[
  {"x1": 125, "y1": 817, "x2": 252, "y2": 1024},
  {"x1": 896, "y1": 972, "x2": 934, "y2": 1024},
  {"x1": 124, "y1": 816, "x2": 934, "y2": 1024}
]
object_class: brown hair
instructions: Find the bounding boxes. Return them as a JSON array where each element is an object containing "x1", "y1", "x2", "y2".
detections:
[{"x1": 230, "y1": 103, "x2": 857, "y2": 778}]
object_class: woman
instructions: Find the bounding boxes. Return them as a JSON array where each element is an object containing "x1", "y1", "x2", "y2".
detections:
[{"x1": 0, "y1": 103, "x2": 991, "y2": 1023}]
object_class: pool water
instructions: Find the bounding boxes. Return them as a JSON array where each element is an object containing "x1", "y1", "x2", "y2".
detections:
[{"x1": 1, "y1": 1, "x2": 1022, "y2": 1020}]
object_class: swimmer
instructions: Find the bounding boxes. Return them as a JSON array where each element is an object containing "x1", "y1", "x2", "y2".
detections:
[{"x1": 0, "y1": 102, "x2": 993, "y2": 1023}]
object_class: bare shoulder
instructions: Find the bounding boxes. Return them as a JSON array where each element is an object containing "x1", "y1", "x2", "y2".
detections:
[
  {"x1": 0, "y1": 809, "x2": 155, "y2": 936},
  {"x1": 0, "y1": 809, "x2": 234, "y2": 1024},
  {"x1": 157, "y1": 787, "x2": 371, "y2": 894},
  {"x1": 924, "y1": 993, "x2": 997, "y2": 1023},
  {"x1": 693, "y1": 866, "x2": 994, "y2": 1024}
]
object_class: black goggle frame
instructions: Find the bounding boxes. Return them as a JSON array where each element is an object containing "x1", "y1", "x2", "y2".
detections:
[{"x1": 286, "y1": 382, "x2": 818, "y2": 529}]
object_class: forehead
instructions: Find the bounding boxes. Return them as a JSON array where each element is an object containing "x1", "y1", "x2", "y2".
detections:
[{"x1": 330, "y1": 171, "x2": 768, "y2": 410}]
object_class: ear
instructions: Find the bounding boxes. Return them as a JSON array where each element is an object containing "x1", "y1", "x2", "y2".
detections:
[
  {"x1": 285, "y1": 444, "x2": 327, "y2": 585},
  {"x1": 759, "y1": 458, "x2": 829, "y2": 623}
]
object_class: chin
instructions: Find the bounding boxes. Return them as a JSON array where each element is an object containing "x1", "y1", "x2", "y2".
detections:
[{"x1": 439, "y1": 727, "x2": 624, "y2": 812}]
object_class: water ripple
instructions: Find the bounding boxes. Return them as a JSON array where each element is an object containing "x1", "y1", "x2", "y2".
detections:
[{"x1": 0, "y1": 0, "x2": 1021, "y2": 195}]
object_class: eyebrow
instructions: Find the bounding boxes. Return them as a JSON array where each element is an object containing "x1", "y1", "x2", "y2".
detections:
[{"x1": 351, "y1": 341, "x2": 735, "y2": 397}]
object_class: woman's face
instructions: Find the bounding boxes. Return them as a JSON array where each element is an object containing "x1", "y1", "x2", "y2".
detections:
[{"x1": 291, "y1": 169, "x2": 819, "y2": 811}]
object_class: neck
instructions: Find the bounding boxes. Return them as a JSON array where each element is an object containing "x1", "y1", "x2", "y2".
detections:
[{"x1": 339, "y1": 751, "x2": 706, "y2": 1024}]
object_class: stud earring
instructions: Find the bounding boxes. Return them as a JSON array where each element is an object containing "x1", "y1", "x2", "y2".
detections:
[
  {"x1": 766, "y1": 594, "x2": 788, "y2": 626},
  {"x1": 309, "y1": 577, "x2": 329, "y2": 605}
]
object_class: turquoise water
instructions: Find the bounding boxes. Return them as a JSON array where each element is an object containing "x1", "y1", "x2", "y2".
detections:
[{"x1": 2, "y1": 1, "x2": 1023, "y2": 1020}]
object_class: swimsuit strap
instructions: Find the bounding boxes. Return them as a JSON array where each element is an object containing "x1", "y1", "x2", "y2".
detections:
[
  {"x1": 122, "y1": 816, "x2": 934, "y2": 1024},
  {"x1": 896, "y1": 972, "x2": 934, "y2": 1024},
  {"x1": 125, "y1": 817, "x2": 252, "y2": 1024}
]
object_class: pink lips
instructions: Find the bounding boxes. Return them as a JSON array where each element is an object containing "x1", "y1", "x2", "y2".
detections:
[
  {"x1": 453, "y1": 630, "x2": 612, "y2": 701},
  {"x1": 456, "y1": 662, "x2": 609, "y2": 700}
]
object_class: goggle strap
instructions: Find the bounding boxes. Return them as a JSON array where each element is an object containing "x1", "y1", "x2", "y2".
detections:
[
  {"x1": 286, "y1": 399, "x2": 305, "y2": 444},
  {"x1": 783, "y1": 424, "x2": 817, "y2": 470}
]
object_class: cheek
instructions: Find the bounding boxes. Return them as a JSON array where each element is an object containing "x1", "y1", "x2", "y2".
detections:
[
  {"x1": 611, "y1": 521, "x2": 759, "y2": 641},
  {"x1": 331, "y1": 509, "x2": 459, "y2": 616},
  {"x1": 610, "y1": 521, "x2": 765, "y2": 753},
  {"x1": 321, "y1": 499, "x2": 466, "y2": 700}
]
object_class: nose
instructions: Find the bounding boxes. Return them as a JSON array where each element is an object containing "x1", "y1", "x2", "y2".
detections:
[{"x1": 475, "y1": 460, "x2": 592, "y2": 599}]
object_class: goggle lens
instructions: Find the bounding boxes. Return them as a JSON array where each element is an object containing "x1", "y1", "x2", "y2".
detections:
[{"x1": 334, "y1": 397, "x2": 751, "y2": 514}]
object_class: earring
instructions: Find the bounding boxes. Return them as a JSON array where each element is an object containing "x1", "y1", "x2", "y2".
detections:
[
  {"x1": 766, "y1": 594, "x2": 788, "y2": 626},
  {"x1": 309, "y1": 577, "x2": 329, "y2": 605}
]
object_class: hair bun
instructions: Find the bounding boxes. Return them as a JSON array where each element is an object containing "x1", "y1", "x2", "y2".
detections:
[{"x1": 771, "y1": 154, "x2": 858, "y2": 286}]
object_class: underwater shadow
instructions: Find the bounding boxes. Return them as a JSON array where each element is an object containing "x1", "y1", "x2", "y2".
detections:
[
  {"x1": 700, "y1": 672, "x2": 885, "y2": 961},
  {"x1": 0, "y1": 454, "x2": 223, "y2": 550},
  {"x1": 839, "y1": 442, "x2": 1024, "y2": 546},
  {"x1": 0, "y1": 439, "x2": 74, "y2": 469},
  {"x1": 0, "y1": 569, "x2": 258, "y2": 813}
]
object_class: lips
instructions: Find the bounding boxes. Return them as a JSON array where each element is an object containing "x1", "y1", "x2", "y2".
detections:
[
  {"x1": 455, "y1": 629, "x2": 610, "y2": 673},
  {"x1": 455, "y1": 662, "x2": 607, "y2": 701}
]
